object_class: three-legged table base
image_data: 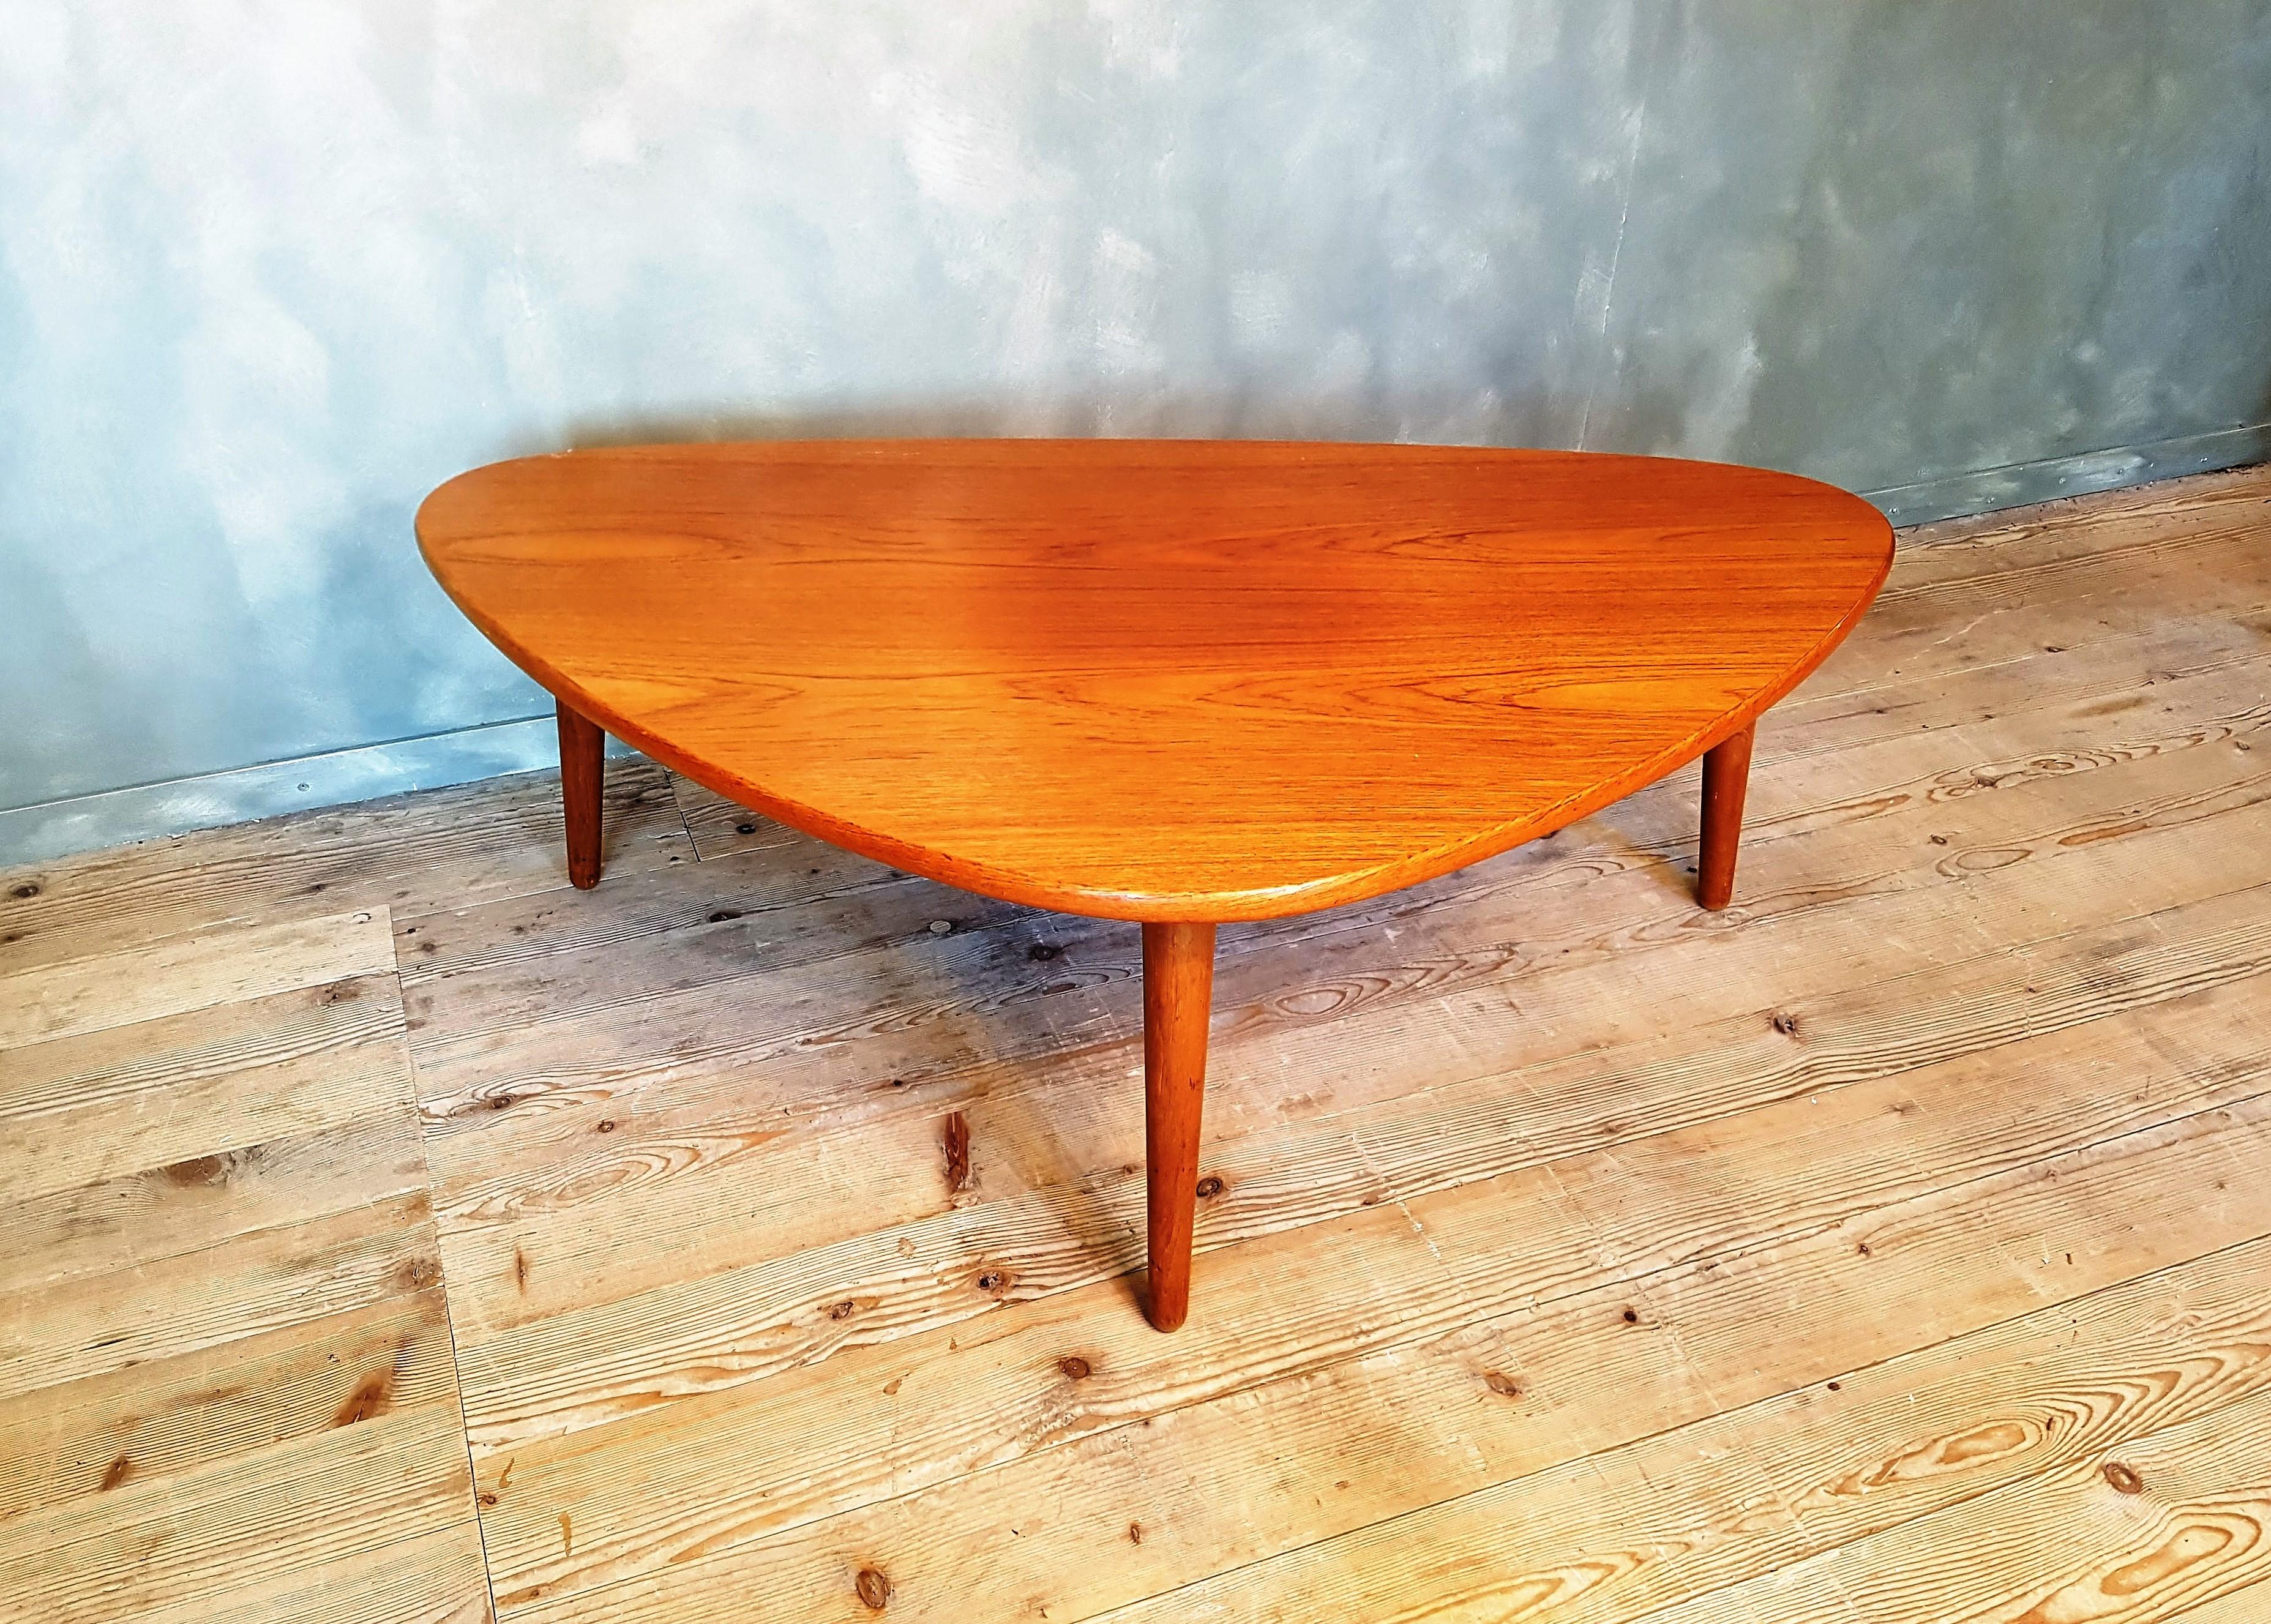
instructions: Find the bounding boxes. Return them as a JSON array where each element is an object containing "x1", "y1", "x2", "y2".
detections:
[{"x1": 547, "y1": 697, "x2": 1758, "y2": 1330}]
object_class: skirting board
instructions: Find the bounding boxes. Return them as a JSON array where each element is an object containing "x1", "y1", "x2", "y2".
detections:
[
  {"x1": 0, "y1": 714, "x2": 638, "y2": 872},
  {"x1": 1863, "y1": 419, "x2": 2271, "y2": 527},
  {"x1": 2, "y1": 421, "x2": 2264, "y2": 872}
]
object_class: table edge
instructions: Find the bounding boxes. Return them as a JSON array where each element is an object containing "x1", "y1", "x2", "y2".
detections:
[{"x1": 415, "y1": 441, "x2": 1896, "y2": 922}]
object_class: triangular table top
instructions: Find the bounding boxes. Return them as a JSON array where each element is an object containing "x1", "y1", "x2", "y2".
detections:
[
  {"x1": 417, "y1": 439, "x2": 1893, "y2": 1329},
  {"x1": 419, "y1": 439, "x2": 1890, "y2": 921}
]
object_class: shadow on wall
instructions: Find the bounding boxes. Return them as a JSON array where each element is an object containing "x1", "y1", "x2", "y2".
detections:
[{"x1": 544, "y1": 383, "x2": 1702, "y2": 468}]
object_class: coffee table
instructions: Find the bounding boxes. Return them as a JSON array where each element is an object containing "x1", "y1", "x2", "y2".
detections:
[{"x1": 417, "y1": 440, "x2": 1893, "y2": 1331}]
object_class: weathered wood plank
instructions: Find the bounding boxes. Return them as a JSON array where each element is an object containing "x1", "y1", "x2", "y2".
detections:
[
  {"x1": 0, "y1": 1289, "x2": 459, "y2": 1527},
  {"x1": 393, "y1": 836, "x2": 905, "y2": 988},
  {"x1": 0, "y1": 1109, "x2": 430, "y2": 1298},
  {"x1": 1769, "y1": 599, "x2": 2271, "y2": 766},
  {"x1": 0, "y1": 1404, "x2": 489, "y2": 1624},
  {"x1": 439, "y1": 843, "x2": 2271, "y2": 1451},
  {"x1": 1080, "y1": 1232, "x2": 2271, "y2": 1624},
  {"x1": 1880, "y1": 462, "x2": 2271, "y2": 589},
  {"x1": 0, "y1": 906, "x2": 493, "y2": 1623},
  {"x1": 424, "y1": 764, "x2": 2271, "y2": 1357},
  {"x1": 1811, "y1": 528, "x2": 2269, "y2": 702},
  {"x1": 1615, "y1": 1100, "x2": 2271, "y2": 1422},
  {"x1": 1630, "y1": 1386, "x2": 2271, "y2": 1624},
  {"x1": 1756, "y1": 1248, "x2": 2271, "y2": 1566},
  {"x1": 433, "y1": 776, "x2": 2271, "y2": 1408},
  {"x1": 0, "y1": 758, "x2": 687, "y2": 976},
  {"x1": 165, "y1": 1520, "x2": 495, "y2": 1624},
  {"x1": 1, "y1": 1189, "x2": 443, "y2": 1402},
  {"x1": 487, "y1": 1030, "x2": 2271, "y2": 1622},
  {"x1": 0, "y1": 907, "x2": 395, "y2": 1050},
  {"x1": 478, "y1": 1193, "x2": 1476, "y2": 1612},
  {"x1": 403, "y1": 865, "x2": 1030, "y2": 1056},
  {"x1": 1379, "y1": 911, "x2": 2271, "y2": 1254},
  {"x1": 463, "y1": 930, "x2": 2271, "y2": 1611},
  {"x1": 0, "y1": 973, "x2": 410, "y2": 1204},
  {"x1": 668, "y1": 773, "x2": 804, "y2": 861},
  {"x1": 2158, "y1": 1575, "x2": 2271, "y2": 1624}
]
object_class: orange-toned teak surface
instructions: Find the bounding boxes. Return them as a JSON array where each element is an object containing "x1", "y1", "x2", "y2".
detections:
[{"x1": 418, "y1": 439, "x2": 1893, "y2": 1328}]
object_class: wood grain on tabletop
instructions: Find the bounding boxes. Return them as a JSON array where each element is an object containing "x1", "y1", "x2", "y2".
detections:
[{"x1": 416, "y1": 440, "x2": 1893, "y2": 921}]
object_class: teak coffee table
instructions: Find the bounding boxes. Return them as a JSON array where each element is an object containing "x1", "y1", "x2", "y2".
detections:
[{"x1": 418, "y1": 440, "x2": 1893, "y2": 1331}]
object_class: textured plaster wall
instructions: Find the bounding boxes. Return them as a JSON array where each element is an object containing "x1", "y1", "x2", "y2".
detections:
[{"x1": 3, "y1": 0, "x2": 2269, "y2": 818}]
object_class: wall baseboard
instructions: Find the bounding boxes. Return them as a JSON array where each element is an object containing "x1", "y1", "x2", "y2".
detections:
[
  {"x1": 0, "y1": 714, "x2": 636, "y2": 872},
  {"x1": 4, "y1": 422, "x2": 2264, "y2": 872},
  {"x1": 1857, "y1": 420, "x2": 2271, "y2": 527}
]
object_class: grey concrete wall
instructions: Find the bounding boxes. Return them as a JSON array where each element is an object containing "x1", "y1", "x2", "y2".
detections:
[{"x1": 4, "y1": 0, "x2": 2269, "y2": 859}]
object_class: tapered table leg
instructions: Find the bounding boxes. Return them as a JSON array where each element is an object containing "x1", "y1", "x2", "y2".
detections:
[
  {"x1": 1142, "y1": 920, "x2": 1218, "y2": 1333},
  {"x1": 1697, "y1": 722, "x2": 1755, "y2": 911},
  {"x1": 556, "y1": 698, "x2": 605, "y2": 890}
]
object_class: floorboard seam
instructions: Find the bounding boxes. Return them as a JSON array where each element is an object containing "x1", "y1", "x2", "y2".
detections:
[
  {"x1": 397, "y1": 959, "x2": 511, "y2": 1624},
  {"x1": 493, "y1": 1068, "x2": 2271, "y2": 1620},
  {"x1": 1073, "y1": 1224, "x2": 2271, "y2": 1624}
]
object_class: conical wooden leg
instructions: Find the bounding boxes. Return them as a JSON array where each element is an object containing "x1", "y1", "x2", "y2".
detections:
[
  {"x1": 556, "y1": 698, "x2": 605, "y2": 890},
  {"x1": 1142, "y1": 921, "x2": 1217, "y2": 1333},
  {"x1": 1697, "y1": 722, "x2": 1754, "y2": 911}
]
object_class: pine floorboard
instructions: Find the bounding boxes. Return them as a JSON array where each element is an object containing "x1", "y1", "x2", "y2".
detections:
[{"x1": 2, "y1": 463, "x2": 2267, "y2": 1621}]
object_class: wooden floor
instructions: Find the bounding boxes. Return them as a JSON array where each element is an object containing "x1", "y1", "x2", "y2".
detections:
[{"x1": 4, "y1": 466, "x2": 2270, "y2": 1624}]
